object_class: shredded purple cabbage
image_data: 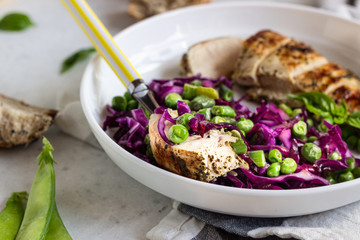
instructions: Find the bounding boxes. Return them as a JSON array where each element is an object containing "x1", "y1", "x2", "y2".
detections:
[{"x1": 103, "y1": 75, "x2": 358, "y2": 190}]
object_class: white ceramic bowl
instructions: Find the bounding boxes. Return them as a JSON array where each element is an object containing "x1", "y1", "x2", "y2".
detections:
[{"x1": 81, "y1": 1, "x2": 360, "y2": 217}]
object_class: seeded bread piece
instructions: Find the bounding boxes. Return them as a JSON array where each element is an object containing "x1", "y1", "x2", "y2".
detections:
[
  {"x1": 128, "y1": 0, "x2": 211, "y2": 20},
  {"x1": 0, "y1": 94, "x2": 57, "y2": 148}
]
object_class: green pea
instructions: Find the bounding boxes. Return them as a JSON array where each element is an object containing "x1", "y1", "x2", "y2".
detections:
[
  {"x1": 127, "y1": 99, "x2": 139, "y2": 110},
  {"x1": 280, "y1": 158, "x2": 297, "y2": 174},
  {"x1": 338, "y1": 171, "x2": 354, "y2": 182},
  {"x1": 301, "y1": 143, "x2": 322, "y2": 163},
  {"x1": 211, "y1": 116, "x2": 226, "y2": 124},
  {"x1": 326, "y1": 175, "x2": 337, "y2": 184},
  {"x1": 325, "y1": 171, "x2": 337, "y2": 184},
  {"x1": 352, "y1": 167, "x2": 360, "y2": 178},
  {"x1": 190, "y1": 95, "x2": 215, "y2": 111},
  {"x1": 223, "y1": 117, "x2": 237, "y2": 125},
  {"x1": 292, "y1": 108, "x2": 302, "y2": 117},
  {"x1": 124, "y1": 91, "x2": 135, "y2": 101},
  {"x1": 268, "y1": 149, "x2": 282, "y2": 163},
  {"x1": 176, "y1": 113, "x2": 194, "y2": 129},
  {"x1": 219, "y1": 84, "x2": 233, "y2": 102},
  {"x1": 0, "y1": 192, "x2": 27, "y2": 240},
  {"x1": 329, "y1": 151, "x2": 341, "y2": 160},
  {"x1": 236, "y1": 117, "x2": 254, "y2": 134},
  {"x1": 231, "y1": 139, "x2": 247, "y2": 154},
  {"x1": 182, "y1": 84, "x2": 198, "y2": 100},
  {"x1": 292, "y1": 120, "x2": 307, "y2": 139},
  {"x1": 346, "y1": 158, "x2": 356, "y2": 171},
  {"x1": 267, "y1": 162, "x2": 281, "y2": 177},
  {"x1": 197, "y1": 108, "x2": 211, "y2": 121},
  {"x1": 211, "y1": 105, "x2": 236, "y2": 117},
  {"x1": 249, "y1": 150, "x2": 266, "y2": 167},
  {"x1": 45, "y1": 204, "x2": 72, "y2": 240},
  {"x1": 168, "y1": 124, "x2": 189, "y2": 144},
  {"x1": 165, "y1": 93, "x2": 183, "y2": 109},
  {"x1": 240, "y1": 130, "x2": 246, "y2": 137},
  {"x1": 190, "y1": 80, "x2": 202, "y2": 86},
  {"x1": 230, "y1": 130, "x2": 241, "y2": 138},
  {"x1": 16, "y1": 138, "x2": 56, "y2": 240},
  {"x1": 112, "y1": 96, "x2": 127, "y2": 111},
  {"x1": 182, "y1": 99, "x2": 190, "y2": 105},
  {"x1": 278, "y1": 103, "x2": 293, "y2": 116},
  {"x1": 195, "y1": 86, "x2": 219, "y2": 99},
  {"x1": 307, "y1": 136, "x2": 317, "y2": 142},
  {"x1": 306, "y1": 118, "x2": 314, "y2": 127}
]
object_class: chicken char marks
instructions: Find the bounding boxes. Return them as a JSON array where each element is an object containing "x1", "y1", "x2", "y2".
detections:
[{"x1": 232, "y1": 30, "x2": 360, "y2": 112}]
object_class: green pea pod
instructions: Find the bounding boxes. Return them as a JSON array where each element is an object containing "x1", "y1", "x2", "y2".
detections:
[
  {"x1": 195, "y1": 86, "x2": 219, "y2": 99},
  {"x1": 0, "y1": 192, "x2": 27, "y2": 240},
  {"x1": 45, "y1": 204, "x2": 72, "y2": 240},
  {"x1": 16, "y1": 138, "x2": 56, "y2": 240}
]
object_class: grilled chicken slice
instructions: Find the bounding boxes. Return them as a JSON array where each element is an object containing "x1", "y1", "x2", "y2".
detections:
[
  {"x1": 257, "y1": 40, "x2": 328, "y2": 94},
  {"x1": 148, "y1": 114, "x2": 248, "y2": 182},
  {"x1": 247, "y1": 62, "x2": 360, "y2": 112},
  {"x1": 293, "y1": 62, "x2": 348, "y2": 93},
  {"x1": 293, "y1": 62, "x2": 360, "y2": 111},
  {"x1": 180, "y1": 37, "x2": 243, "y2": 79},
  {"x1": 325, "y1": 76, "x2": 360, "y2": 112},
  {"x1": 232, "y1": 30, "x2": 291, "y2": 87}
]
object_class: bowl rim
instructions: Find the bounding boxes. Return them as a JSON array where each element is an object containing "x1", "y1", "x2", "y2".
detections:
[{"x1": 80, "y1": 1, "x2": 360, "y2": 199}]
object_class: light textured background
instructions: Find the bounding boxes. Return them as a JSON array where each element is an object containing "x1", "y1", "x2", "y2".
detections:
[
  {"x1": 0, "y1": 0, "x2": 329, "y2": 239},
  {"x1": 0, "y1": 0, "x2": 171, "y2": 239}
]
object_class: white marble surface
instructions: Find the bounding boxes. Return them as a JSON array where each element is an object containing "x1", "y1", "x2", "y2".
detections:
[
  {"x1": 0, "y1": 0, "x2": 172, "y2": 239},
  {"x1": 1, "y1": 0, "x2": 355, "y2": 239}
]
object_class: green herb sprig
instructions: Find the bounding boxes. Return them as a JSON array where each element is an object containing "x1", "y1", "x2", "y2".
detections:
[
  {"x1": 0, "y1": 13, "x2": 33, "y2": 31},
  {"x1": 288, "y1": 92, "x2": 349, "y2": 125},
  {"x1": 60, "y1": 48, "x2": 96, "y2": 73},
  {"x1": 289, "y1": 92, "x2": 360, "y2": 151}
]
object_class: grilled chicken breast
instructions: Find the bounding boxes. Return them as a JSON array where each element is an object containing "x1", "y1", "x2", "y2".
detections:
[
  {"x1": 180, "y1": 37, "x2": 243, "y2": 79},
  {"x1": 232, "y1": 30, "x2": 360, "y2": 112},
  {"x1": 232, "y1": 30, "x2": 291, "y2": 87},
  {"x1": 148, "y1": 114, "x2": 248, "y2": 182},
  {"x1": 257, "y1": 40, "x2": 328, "y2": 93}
]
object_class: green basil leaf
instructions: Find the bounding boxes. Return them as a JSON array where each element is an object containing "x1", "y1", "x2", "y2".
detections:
[
  {"x1": 288, "y1": 92, "x2": 334, "y2": 118},
  {"x1": 60, "y1": 48, "x2": 96, "y2": 73},
  {"x1": 347, "y1": 112, "x2": 360, "y2": 129},
  {"x1": 332, "y1": 100, "x2": 348, "y2": 124},
  {"x1": 0, "y1": 13, "x2": 33, "y2": 31}
]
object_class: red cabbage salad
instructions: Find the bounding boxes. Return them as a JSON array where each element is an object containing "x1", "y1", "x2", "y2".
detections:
[{"x1": 103, "y1": 75, "x2": 360, "y2": 190}]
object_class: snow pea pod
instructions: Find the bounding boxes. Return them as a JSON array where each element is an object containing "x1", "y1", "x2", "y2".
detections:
[
  {"x1": 0, "y1": 192, "x2": 27, "y2": 240},
  {"x1": 45, "y1": 204, "x2": 72, "y2": 240},
  {"x1": 16, "y1": 138, "x2": 56, "y2": 240}
]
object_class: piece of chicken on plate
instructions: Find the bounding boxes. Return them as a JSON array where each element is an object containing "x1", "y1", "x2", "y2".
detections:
[
  {"x1": 181, "y1": 37, "x2": 243, "y2": 79},
  {"x1": 148, "y1": 114, "x2": 249, "y2": 182},
  {"x1": 232, "y1": 30, "x2": 291, "y2": 87}
]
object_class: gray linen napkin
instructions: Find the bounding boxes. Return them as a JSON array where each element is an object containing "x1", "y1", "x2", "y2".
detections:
[{"x1": 146, "y1": 200, "x2": 360, "y2": 240}]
